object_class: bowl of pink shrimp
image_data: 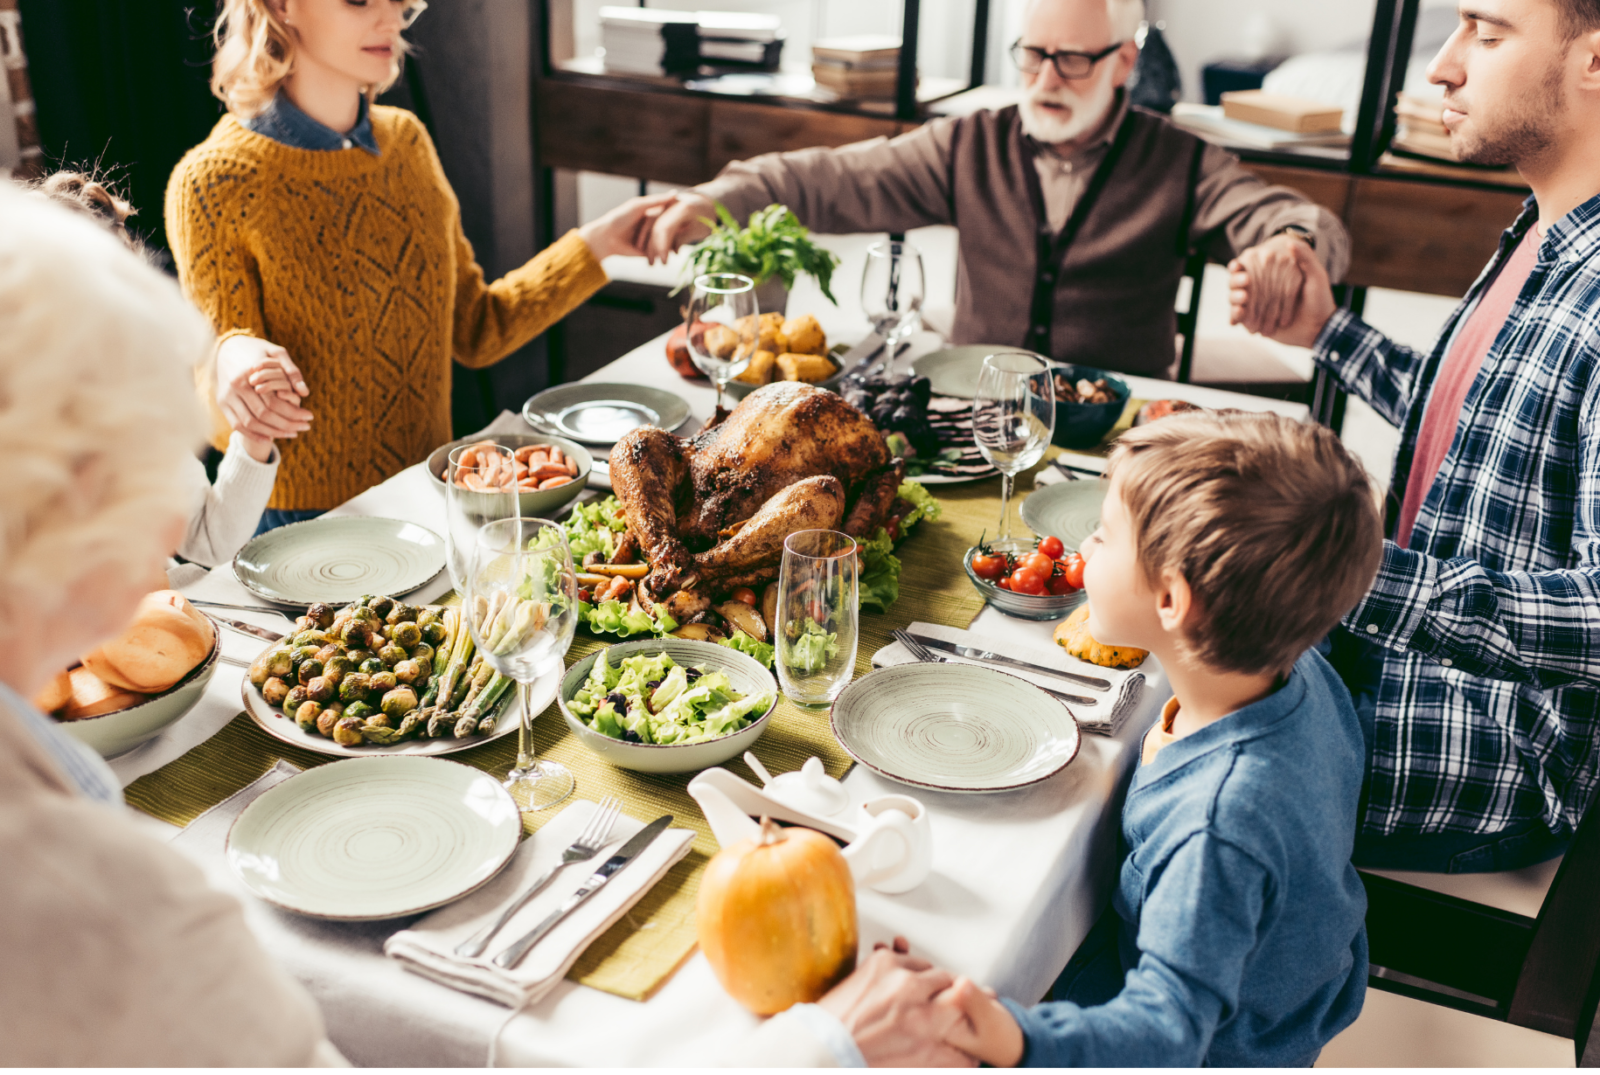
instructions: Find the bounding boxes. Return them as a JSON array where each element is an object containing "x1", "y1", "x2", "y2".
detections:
[{"x1": 426, "y1": 432, "x2": 593, "y2": 517}]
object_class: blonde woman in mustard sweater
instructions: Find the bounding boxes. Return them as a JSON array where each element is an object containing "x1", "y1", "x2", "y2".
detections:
[{"x1": 167, "y1": 0, "x2": 669, "y2": 529}]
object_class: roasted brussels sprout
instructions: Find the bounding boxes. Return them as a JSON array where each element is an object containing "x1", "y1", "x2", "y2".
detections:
[
  {"x1": 341, "y1": 619, "x2": 374, "y2": 649},
  {"x1": 292, "y1": 629, "x2": 332, "y2": 648},
  {"x1": 265, "y1": 647, "x2": 294, "y2": 679},
  {"x1": 369, "y1": 670, "x2": 398, "y2": 696},
  {"x1": 338, "y1": 672, "x2": 372, "y2": 703},
  {"x1": 416, "y1": 608, "x2": 440, "y2": 628},
  {"x1": 306, "y1": 602, "x2": 336, "y2": 629},
  {"x1": 304, "y1": 675, "x2": 335, "y2": 704},
  {"x1": 295, "y1": 700, "x2": 322, "y2": 732},
  {"x1": 368, "y1": 596, "x2": 396, "y2": 619},
  {"x1": 386, "y1": 602, "x2": 417, "y2": 625},
  {"x1": 262, "y1": 676, "x2": 291, "y2": 706},
  {"x1": 392, "y1": 658, "x2": 423, "y2": 685},
  {"x1": 421, "y1": 620, "x2": 447, "y2": 647},
  {"x1": 380, "y1": 686, "x2": 419, "y2": 718},
  {"x1": 248, "y1": 649, "x2": 273, "y2": 687},
  {"x1": 359, "y1": 657, "x2": 384, "y2": 675},
  {"x1": 345, "y1": 648, "x2": 374, "y2": 666},
  {"x1": 323, "y1": 654, "x2": 352, "y2": 686},
  {"x1": 296, "y1": 658, "x2": 324, "y2": 686},
  {"x1": 391, "y1": 621, "x2": 422, "y2": 649},
  {"x1": 364, "y1": 711, "x2": 394, "y2": 730},
  {"x1": 283, "y1": 685, "x2": 309, "y2": 717},
  {"x1": 332, "y1": 716, "x2": 365, "y2": 746},
  {"x1": 378, "y1": 643, "x2": 407, "y2": 668},
  {"x1": 292, "y1": 644, "x2": 321, "y2": 667},
  {"x1": 343, "y1": 700, "x2": 375, "y2": 722},
  {"x1": 409, "y1": 642, "x2": 434, "y2": 668},
  {"x1": 314, "y1": 643, "x2": 341, "y2": 666},
  {"x1": 294, "y1": 615, "x2": 316, "y2": 634},
  {"x1": 316, "y1": 704, "x2": 342, "y2": 737}
]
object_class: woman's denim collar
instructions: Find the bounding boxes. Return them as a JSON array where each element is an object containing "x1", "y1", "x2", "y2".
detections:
[{"x1": 244, "y1": 92, "x2": 380, "y2": 155}]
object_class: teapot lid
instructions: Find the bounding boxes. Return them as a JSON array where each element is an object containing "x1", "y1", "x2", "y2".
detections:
[{"x1": 764, "y1": 757, "x2": 850, "y2": 816}]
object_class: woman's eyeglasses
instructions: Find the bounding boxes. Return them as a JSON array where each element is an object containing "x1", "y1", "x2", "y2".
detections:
[{"x1": 1010, "y1": 40, "x2": 1123, "y2": 80}]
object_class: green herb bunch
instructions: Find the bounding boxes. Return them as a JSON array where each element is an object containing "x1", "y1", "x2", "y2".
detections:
[{"x1": 679, "y1": 203, "x2": 841, "y2": 303}]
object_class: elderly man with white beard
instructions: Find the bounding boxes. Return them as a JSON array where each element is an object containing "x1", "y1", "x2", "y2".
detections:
[{"x1": 645, "y1": 0, "x2": 1349, "y2": 378}]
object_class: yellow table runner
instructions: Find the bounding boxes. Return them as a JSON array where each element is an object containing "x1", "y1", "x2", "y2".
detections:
[{"x1": 125, "y1": 481, "x2": 1002, "y2": 1002}]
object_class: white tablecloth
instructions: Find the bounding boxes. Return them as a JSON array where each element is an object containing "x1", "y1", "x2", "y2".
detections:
[{"x1": 113, "y1": 246, "x2": 1310, "y2": 1066}]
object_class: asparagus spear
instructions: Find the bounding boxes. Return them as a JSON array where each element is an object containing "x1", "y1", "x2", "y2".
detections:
[
  {"x1": 458, "y1": 656, "x2": 494, "y2": 712},
  {"x1": 456, "y1": 672, "x2": 514, "y2": 738}
]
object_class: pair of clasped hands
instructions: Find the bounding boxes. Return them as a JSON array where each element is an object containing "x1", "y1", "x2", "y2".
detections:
[{"x1": 818, "y1": 937, "x2": 1026, "y2": 1067}]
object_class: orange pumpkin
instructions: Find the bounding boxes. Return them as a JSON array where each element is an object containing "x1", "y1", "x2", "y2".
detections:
[
  {"x1": 697, "y1": 817, "x2": 858, "y2": 1014},
  {"x1": 82, "y1": 590, "x2": 215, "y2": 693}
]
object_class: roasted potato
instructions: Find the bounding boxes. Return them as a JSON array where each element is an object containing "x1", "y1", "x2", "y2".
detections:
[
  {"x1": 703, "y1": 324, "x2": 739, "y2": 360},
  {"x1": 777, "y1": 352, "x2": 837, "y2": 384},
  {"x1": 716, "y1": 601, "x2": 769, "y2": 644},
  {"x1": 672, "y1": 622, "x2": 728, "y2": 644},
  {"x1": 734, "y1": 349, "x2": 776, "y2": 386},
  {"x1": 783, "y1": 313, "x2": 826, "y2": 356}
]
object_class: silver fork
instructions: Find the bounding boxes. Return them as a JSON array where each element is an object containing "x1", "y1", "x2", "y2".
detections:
[
  {"x1": 892, "y1": 629, "x2": 1091, "y2": 711},
  {"x1": 454, "y1": 796, "x2": 622, "y2": 959}
]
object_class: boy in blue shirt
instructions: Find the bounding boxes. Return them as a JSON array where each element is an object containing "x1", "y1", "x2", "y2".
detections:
[{"x1": 941, "y1": 410, "x2": 1382, "y2": 1066}]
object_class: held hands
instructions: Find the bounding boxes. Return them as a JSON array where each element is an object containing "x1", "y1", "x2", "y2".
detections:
[
  {"x1": 643, "y1": 190, "x2": 717, "y2": 265},
  {"x1": 1227, "y1": 233, "x2": 1337, "y2": 347},
  {"x1": 577, "y1": 191, "x2": 681, "y2": 261},
  {"x1": 818, "y1": 938, "x2": 978, "y2": 1067},
  {"x1": 215, "y1": 335, "x2": 313, "y2": 460}
]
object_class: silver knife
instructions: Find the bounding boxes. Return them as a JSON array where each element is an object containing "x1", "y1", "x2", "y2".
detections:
[
  {"x1": 908, "y1": 632, "x2": 1112, "y2": 691},
  {"x1": 493, "y1": 814, "x2": 673, "y2": 969},
  {"x1": 206, "y1": 613, "x2": 286, "y2": 644},
  {"x1": 840, "y1": 332, "x2": 887, "y2": 378}
]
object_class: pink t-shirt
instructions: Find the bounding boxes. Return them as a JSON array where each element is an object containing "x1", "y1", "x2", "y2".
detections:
[{"x1": 1396, "y1": 230, "x2": 1540, "y2": 548}]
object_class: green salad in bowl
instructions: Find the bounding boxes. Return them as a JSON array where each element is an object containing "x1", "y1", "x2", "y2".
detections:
[
  {"x1": 567, "y1": 650, "x2": 773, "y2": 746},
  {"x1": 557, "y1": 637, "x2": 780, "y2": 773}
]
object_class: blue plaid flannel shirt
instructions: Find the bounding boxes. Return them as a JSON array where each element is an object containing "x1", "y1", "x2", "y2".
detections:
[{"x1": 1314, "y1": 191, "x2": 1600, "y2": 841}]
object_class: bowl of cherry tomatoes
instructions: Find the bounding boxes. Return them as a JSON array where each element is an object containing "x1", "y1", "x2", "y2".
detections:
[{"x1": 964, "y1": 534, "x2": 1087, "y2": 620}]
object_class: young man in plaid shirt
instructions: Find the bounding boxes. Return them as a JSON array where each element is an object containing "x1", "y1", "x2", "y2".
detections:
[{"x1": 1232, "y1": 0, "x2": 1600, "y2": 872}]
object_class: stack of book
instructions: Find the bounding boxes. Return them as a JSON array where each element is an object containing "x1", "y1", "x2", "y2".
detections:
[
  {"x1": 1170, "y1": 102, "x2": 1350, "y2": 151},
  {"x1": 698, "y1": 11, "x2": 784, "y2": 71},
  {"x1": 1392, "y1": 92, "x2": 1455, "y2": 161},
  {"x1": 811, "y1": 35, "x2": 905, "y2": 100},
  {"x1": 598, "y1": 7, "x2": 699, "y2": 76}
]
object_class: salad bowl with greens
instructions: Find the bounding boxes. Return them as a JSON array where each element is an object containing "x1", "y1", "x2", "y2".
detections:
[{"x1": 558, "y1": 638, "x2": 778, "y2": 773}]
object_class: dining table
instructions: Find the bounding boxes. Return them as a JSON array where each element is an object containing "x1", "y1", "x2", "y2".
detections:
[{"x1": 108, "y1": 236, "x2": 1312, "y2": 1067}]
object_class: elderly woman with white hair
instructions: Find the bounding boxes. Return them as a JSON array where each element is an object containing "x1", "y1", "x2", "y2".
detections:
[{"x1": 0, "y1": 182, "x2": 342, "y2": 1065}]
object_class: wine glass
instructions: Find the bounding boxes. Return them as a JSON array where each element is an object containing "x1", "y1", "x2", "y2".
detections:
[
  {"x1": 860, "y1": 241, "x2": 925, "y2": 376},
  {"x1": 466, "y1": 517, "x2": 578, "y2": 811},
  {"x1": 972, "y1": 352, "x2": 1056, "y2": 543},
  {"x1": 443, "y1": 443, "x2": 517, "y2": 594},
  {"x1": 774, "y1": 530, "x2": 859, "y2": 710},
  {"x1": 685, "y1": 272, "x2": 759, "y2": 413}
]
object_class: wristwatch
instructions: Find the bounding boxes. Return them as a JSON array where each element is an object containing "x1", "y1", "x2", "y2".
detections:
[{"x1": 1274, "y1": 224, "x2": 1317, "y2": 250}]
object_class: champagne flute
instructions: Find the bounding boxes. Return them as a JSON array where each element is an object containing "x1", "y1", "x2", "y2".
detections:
[
  {"x1": 860, "y1": 241, "x2": 925, "y2": 376},
  {"x1": 466, "y1": 517, "x2": 578, "y2": 811},
  {"x1": 972, "y1": 352, "x2": 1056, "y2": 543},
  {"x1": 443, "y1": 443, "x2": 517, "y2": 594},
  {"x1": 685, "y1": 272, "x2": 759, "y2": 413},
  {"x1": 774, "y1": 529, "x2": 859, "y2": 710}
]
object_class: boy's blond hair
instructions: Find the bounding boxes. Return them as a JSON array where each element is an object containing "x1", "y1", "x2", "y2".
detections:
[
  {"x1": 210, "y1": 0, "x2": 411, "y2": 119},
  {"x1": 1106, "y1": 411, "x2": 1383, "y2": 676}
]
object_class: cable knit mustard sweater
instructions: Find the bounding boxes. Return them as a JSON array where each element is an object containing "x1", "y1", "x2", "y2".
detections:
[{"x1": 166, "y1": 107, "x2": 608, "y2": 510}]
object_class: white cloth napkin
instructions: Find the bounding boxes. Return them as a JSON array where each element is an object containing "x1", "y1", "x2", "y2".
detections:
[
  {"x1": 1034, "y1": 453, "x2": 1108, "y2": 487},
  {"x1": 873, "y1": 620, "x2": 1146, "y2": 735},
  {"x1": 385, "y1": 800, "x2": 694, "y2": 1010}
]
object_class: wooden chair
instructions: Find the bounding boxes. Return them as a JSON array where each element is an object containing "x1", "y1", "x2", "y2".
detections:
[{"x1": 1360, "y1": 795, "x2": 1600, "y2": 1065}]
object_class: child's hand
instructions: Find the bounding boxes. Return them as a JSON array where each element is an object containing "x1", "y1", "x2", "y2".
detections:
[
  {"x1": 578, "y1": 192, "x2": 680, "y2": 261},
  {"x1": 936, "y1": 977, "x2": 1026, "y2": 1067},
  {"x1": 215, "y1": 336, "x2": 313, "y2": 442},
  {"x1": 817, "y1": 937, "x2": 978, "y2": 1067}
]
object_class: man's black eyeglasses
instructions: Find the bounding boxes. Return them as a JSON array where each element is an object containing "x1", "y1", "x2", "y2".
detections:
[{"x1": 1010, "y1": 40, "x2": 1124, "y2": 80}]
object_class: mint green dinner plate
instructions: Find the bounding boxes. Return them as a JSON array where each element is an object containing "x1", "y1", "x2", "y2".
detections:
[
  {"x1": 226, "y1": 756, "x2": 520, "y2": 920},
  {"x1": 233, "y1": 516, "x2": 446, "y2": 608},
  {"x1": 910, "y1": 345, "x2": 1017, "y2": 399},
  {"x1": 1020, "y1": 479, "x2": 1108, "y2": 552},
  {"x1": 830, "y1": 664, "x2": 1081, "y2": 793},
  {"x1": 521, "y1": 383, "x2": 691, "y2": 445}
]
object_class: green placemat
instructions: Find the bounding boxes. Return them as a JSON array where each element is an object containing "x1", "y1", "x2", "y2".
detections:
[{"x1": 125, "y1": 483, "x2": 995, "y2": 1002}]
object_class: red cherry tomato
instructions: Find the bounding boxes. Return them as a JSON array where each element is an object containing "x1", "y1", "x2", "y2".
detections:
[
  {"x1": 996, "y1": 576, "x2": 1011, "y2": 590},
  {"x1": 1021, "y1": 551, "x2": 1055, "y2": 577},
  {"x1": 1009, "y1": 568, "x2": 1047, "y2": 595},
  {"x1": 1038, "y1": 535, "x2": 1065, "y2": 560},
  {"x1": 1047, "y1": 574, "x2": 1080, "y2": 596},
  {"x1": 1059, "y1": 552, "x2": 1086, "y2": 590},
  {"x1": 730, "y1": 586, "x2": 758, "y2": 606},
  {"x1": 971, "y1": 552, "x2": 1008, "y2": 580}
]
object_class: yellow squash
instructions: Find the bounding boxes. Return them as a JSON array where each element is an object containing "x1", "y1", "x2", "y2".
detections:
[
  {"x1": 697, "y1": 817, "x2": 858, "y2": 1014},
  {"x1": 1053, "y1": 604, "x2": 1148, "y2": 669}
]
